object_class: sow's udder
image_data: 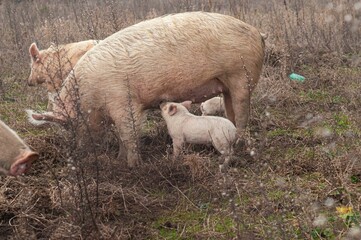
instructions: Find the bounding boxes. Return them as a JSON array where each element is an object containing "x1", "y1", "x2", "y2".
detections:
[
  {"x1": 148, "y1": 78, "x2": 227, "y2": 108},
  {"x1": 180, "y1": 79, "x2": 226, "y2": 103}
]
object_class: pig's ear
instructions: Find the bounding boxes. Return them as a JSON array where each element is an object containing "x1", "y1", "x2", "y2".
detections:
[
  {"x1": 168, "y1": 104, "x2": 178, "y2": 116},
  {"x1": 29, "y1": 42, "x2": 41, "y2": 62},
  {"x1": 181, "y1": 100, "x2": 192, "y2": 110}
]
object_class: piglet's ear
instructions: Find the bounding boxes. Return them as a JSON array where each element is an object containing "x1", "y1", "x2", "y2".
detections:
[
  {"x1": 181, "y1": 100, "x2": 192, "y2": 110},
  {"x1": 168, "y1": 104, "x2": 178, "y2": 116},
  {"x1": 29, "y1": 42, "x2": 40, "y2": 62}
]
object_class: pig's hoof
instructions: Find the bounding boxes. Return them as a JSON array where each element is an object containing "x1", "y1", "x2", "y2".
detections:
[
  {"x1": 127, "y1": 155, "x2": 141, "y2": 168},
  {"x1": 127, "y1": 161, "x2": 139, "y2": 168},
  {"x1": 219, "y1": 164, "x2": 228, "y2": 173},
  {"x1": 172, "y1": 155, "x2": 182, "y2": 162}
]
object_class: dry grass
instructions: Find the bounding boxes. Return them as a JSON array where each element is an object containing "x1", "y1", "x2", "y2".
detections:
[{"x1": 1, "y1": 0, "x2": 361, "y2": 239}]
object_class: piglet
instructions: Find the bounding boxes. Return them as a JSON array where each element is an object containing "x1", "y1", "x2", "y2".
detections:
[
  {"x1": 200, "y1": 96, "x2": 225, "y2": 116},
  {"x1": 160, "y1": 101, "x2": 237, "y2": 170}
]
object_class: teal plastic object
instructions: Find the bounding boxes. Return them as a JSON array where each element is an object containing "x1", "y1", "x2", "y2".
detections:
[{"x1": 289, "y1": 73, "x2": 305, "y2": 82}]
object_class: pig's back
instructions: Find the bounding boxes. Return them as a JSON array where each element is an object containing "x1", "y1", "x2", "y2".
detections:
[{"x1": 76, "y1": 12, "x2": 263, "y2": 82}]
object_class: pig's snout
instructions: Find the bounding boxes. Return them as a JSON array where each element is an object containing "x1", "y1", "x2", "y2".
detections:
[{"x1": 9, "y1": 151, "x2": 39, "y2": 176}]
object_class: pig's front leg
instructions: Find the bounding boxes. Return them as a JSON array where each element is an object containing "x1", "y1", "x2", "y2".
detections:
[{"x1": 172, "y1": 138, "x2": 184, "y2": 160}]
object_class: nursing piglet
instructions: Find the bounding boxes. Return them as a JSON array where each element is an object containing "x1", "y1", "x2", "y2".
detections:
[
  {"x1": 160, "y1": 101, "x2": 237, "y2": 169},
  {"x1": 200, "y1": 96, "x2": 225, "y2": 116}
]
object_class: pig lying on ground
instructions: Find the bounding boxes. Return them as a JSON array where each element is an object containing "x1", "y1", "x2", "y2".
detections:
[
  {"x1": 28, "y1": 40, "x2": 100, "y2": 110},
  {"x1": 160, "y1": 101, "x2": 237, "y2": 169},
  {"x1": 200, "y1": 96, "x2": 225, "y2": 116},
  {"x1": 29, "y1": 12, "x2": 266, "y2": 167},
  {"x1": 0, "y1": 120, "x2": 39, "y2": 176}
]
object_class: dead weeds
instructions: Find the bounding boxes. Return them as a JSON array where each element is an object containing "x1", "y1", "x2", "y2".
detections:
[{"x1": 1, "y1": 0, "x2": 361, "y2": 239}]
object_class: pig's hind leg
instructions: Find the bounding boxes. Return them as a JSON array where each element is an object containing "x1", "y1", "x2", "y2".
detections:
[
  {"x1": 108, "y1": 103, "x2": 143, "y2": 168},
  {"x1": 221, "y1": 73, "x2": 252, "y2": 138},
  {"x1": 212, "y1": 137, "x2": 234, "y2": 172}
]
